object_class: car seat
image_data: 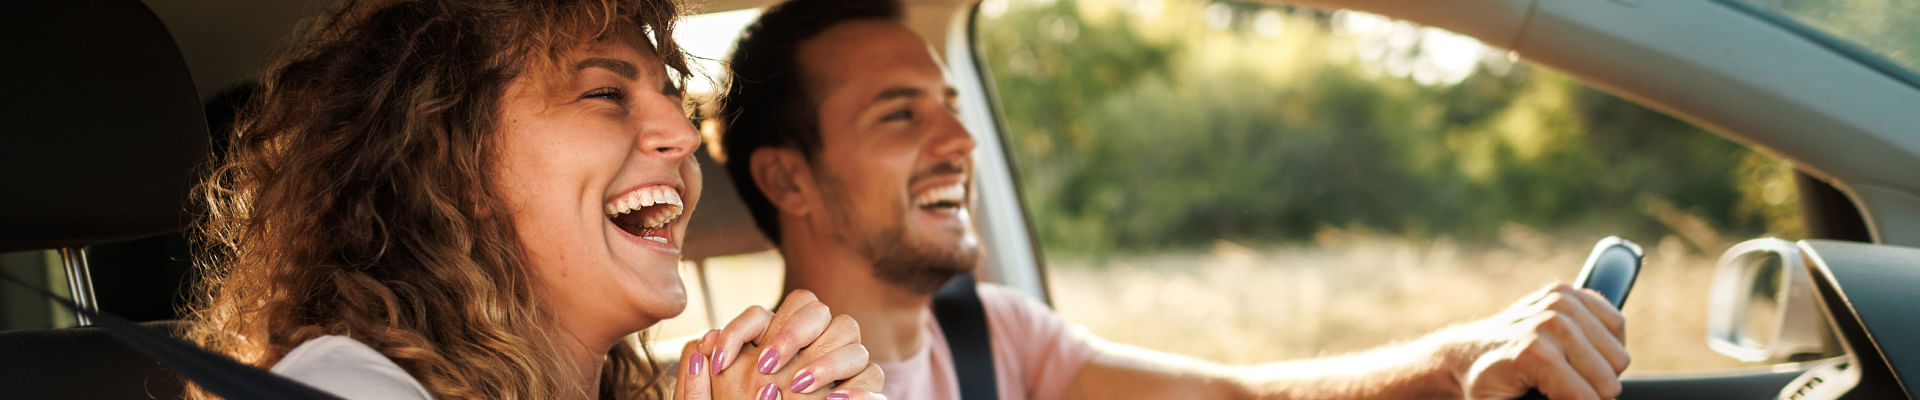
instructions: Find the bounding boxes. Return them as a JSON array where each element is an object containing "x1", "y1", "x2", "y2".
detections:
[{"x1": 0, "y1": 0, "x2": 210, "y2": 397}]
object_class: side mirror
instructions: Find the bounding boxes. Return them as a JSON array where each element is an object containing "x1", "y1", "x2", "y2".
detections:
[{"x1": 1705, "y1": 238, "x2": 1836, "y2": 362}]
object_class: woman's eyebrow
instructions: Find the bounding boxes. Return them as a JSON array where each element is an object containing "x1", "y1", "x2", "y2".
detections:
[{"x1": 575, "y1": 57, "x2": 638, "y2": 80}]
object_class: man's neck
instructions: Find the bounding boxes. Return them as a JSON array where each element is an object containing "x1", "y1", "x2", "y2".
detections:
[{"x1": 778, "y1": 236, "x2": 936, "y2": 363}]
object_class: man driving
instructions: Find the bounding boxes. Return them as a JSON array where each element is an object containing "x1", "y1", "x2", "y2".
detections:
[{"x1": 709, "y1": 0, "x2": 1630, "y2": 399}]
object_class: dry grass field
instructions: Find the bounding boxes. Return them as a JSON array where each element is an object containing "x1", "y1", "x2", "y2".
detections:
[
  {"x1": 656, "y1": 227, "x2": 1763, "y2": 374},
  {"x1": 1044, "y1": 227, "x2": 1758, "y2": 373}
]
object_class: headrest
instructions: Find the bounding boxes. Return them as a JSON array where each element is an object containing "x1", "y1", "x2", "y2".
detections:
[
  {"x1": 0, "y1": 0, "x2": 209, "y2": 252},
  {"x1": 683, "y1": 147, "x2": 775, "y2": 260}
]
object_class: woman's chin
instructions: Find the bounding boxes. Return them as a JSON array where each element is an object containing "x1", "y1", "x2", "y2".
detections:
[
  {"x1": 624, "y1": 273, "x2": 689, "y2": 323},
  {"x1": 646, "y1": 288, "x2": 689, "y2": 320}
]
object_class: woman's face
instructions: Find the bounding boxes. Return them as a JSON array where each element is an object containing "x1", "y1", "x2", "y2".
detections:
[{"x1": 493, "y1": 36, "x2": 702, "y2": 341}]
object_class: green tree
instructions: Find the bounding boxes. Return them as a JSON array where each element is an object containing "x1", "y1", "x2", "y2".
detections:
[{"x1": 976, "y1": 0, "x2": 1802, "y2": 256}]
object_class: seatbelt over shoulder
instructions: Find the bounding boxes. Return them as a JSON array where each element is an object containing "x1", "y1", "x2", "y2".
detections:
[
  {"x1": 0, "y1": 270, "x2": 343, "y2": 400},
  {"x1": 932, "y1": 273, "x2": 1000, "y2": 400}
]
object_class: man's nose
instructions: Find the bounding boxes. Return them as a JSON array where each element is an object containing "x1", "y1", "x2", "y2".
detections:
[{"x1": 927, "y1": 111, "x2": 976, "y2": 159}]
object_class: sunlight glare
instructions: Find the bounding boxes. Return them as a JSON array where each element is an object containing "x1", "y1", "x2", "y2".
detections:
[
  {"x1": 1203, "y1": 3, "x2": 1232, "y2": 31},
  {"x1": 1253, "y1": 9, "x2": 1285, "y2": 39},
  {"x1": 1335, "y1": 10, "x2": 1487, "y2": 86},
  {"x1": 675, "y1": 8, "x2": 762, "y2": 94}
]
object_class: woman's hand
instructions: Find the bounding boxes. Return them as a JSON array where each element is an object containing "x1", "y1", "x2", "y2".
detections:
[
  {"x1": 677, "y1": 331, "x2": 717, "y2": 399},
  {"x1": 678, "y1": 290, "x2": 884, "y2": 400}
]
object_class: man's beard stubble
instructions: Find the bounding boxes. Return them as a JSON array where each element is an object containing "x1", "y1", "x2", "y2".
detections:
[
  {"x1": 859, "y1": 222, "x2": 977, "y2": 295},
  {"x1": 819, "y1": 170, "x2": 979, "y2": 295}
]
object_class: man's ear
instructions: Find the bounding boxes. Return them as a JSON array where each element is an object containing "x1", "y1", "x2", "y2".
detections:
[{"x1": 749, "y1": 147, "x2": 815, "y2": 217}]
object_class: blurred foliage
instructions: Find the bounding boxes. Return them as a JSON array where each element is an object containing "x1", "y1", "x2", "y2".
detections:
[{"x1": 974, "y1": 0, "x2": 1804, "y2": 256}]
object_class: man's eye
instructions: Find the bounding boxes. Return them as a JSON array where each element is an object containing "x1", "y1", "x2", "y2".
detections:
[
  {"x1": 883, "y1": 109, "x2": 913, "y2": 122},
  {"x1": 582, "y1": 87, "x2": 626, "y2": 102}
]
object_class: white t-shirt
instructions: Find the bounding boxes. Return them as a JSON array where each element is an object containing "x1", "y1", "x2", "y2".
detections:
[{"x1": 271, "y1": 335, "x2": 434, "y2": 399}]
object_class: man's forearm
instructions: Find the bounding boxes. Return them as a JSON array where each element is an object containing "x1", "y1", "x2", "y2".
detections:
[
  {"x1": 1069, "y1": 327, "x2": 1473, "y2": 400},
  {"x1": 1072, "y1": 283, "x2": 1628, "y2": 400},
  {"x1": 1232, "y1": 326, "x2": 1470, "y2": 400}
]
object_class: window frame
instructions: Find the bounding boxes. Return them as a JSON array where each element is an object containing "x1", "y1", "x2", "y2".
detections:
[{"x1": 1713, "y1": 0, "x2": 1920, "y2": 92}]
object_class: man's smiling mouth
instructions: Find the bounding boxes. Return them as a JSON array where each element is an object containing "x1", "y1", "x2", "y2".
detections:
[
  {"x1": 912, "y1": 181, "x2": 966, "y2": 211},
  {"x1": 605, "y1": 185, "x2": 683, "y2": 243}
]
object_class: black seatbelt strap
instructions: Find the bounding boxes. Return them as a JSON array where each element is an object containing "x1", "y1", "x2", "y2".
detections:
[
  {"x1": 0, "y1": 270, "x2": 342, "y2": 400},
  {"x1": 932, "y1": 273, "x2": 999, "y2": 400}
]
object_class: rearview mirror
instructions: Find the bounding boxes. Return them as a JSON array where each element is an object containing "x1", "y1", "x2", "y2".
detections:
[{"x1": 1705, "y1": 238, "x2": 1837, "y2": 362}]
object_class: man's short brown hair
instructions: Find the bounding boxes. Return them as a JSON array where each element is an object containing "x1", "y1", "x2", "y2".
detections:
[{"x1": 717, "y1": 0, "x2": 904, "y2": 245}]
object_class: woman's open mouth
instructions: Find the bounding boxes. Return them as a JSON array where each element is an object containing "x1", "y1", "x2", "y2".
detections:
[{"x1": 604, "y1": 185, "x2": 684, "y2": 244}]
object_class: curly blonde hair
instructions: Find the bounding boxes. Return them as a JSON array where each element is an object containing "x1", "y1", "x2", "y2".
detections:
[{"x1": 185, "y1": 0, "x2": 690, "y2": 398}]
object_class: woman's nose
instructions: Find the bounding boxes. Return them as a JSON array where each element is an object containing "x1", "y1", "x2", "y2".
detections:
[{"x1": 638, "y1": 108, "x2": 700, "y2": 159}]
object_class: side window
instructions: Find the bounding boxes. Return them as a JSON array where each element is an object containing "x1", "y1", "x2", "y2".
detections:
[
  {"x1": 975, "y1": 0, "x2": 1804, "y2": 371},
  {"x1": 0, "y1": 250, "x2": 76, "y2": 331}
]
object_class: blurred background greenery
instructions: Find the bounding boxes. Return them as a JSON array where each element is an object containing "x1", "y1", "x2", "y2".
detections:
[
  {"x1": 975, "y1": 0, "x2": 1802, "y2": 258},
  {"x1": 970, "y1": 0, "x2": 1813, "y2": 372}
]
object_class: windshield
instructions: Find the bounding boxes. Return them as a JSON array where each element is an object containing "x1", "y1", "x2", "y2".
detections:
[{"x1": 1735, "y1": 0, "x2": 1920, "y2": 78}]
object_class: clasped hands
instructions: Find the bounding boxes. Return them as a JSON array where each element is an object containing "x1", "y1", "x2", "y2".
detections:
[{"x1": 676, "y1": 290, "x2": 884, "y2": 400}]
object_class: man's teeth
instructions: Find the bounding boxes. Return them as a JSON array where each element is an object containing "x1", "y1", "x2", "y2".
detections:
[
  {"x1": 912, "y1": 183, "x2": 967, "y2": 207},
  {"x1": 641, "y1": 236, "x2": 668, "y2": 243},
  {"x1": 604, "y1": 186, "x2": 684, "y2": 228}
]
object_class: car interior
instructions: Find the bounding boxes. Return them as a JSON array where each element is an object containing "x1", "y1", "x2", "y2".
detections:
[
  {"x1": 3, "y1": 0, "x2": 1919, "y2": 399},
  {"x1": 1, "y1": 0, "x2": 205, "y2": 397}
]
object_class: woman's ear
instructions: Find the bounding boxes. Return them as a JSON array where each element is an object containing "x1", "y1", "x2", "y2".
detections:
[{"x1": 749, "y1": 148, "x2": 813, "y2": 217}]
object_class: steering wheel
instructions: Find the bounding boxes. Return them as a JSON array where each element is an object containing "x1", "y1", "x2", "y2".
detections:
[{"x1": 1519, "y1": 237, "x2": 1643, "y2": 400}]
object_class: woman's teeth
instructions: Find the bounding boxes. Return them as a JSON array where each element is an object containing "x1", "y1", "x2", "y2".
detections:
[
  {"x1": 605, "y1": 186, "x2": 683, "y2": 236},
  {"x1": 912, "y1": 183, "x2": 966, "y2": 208}
]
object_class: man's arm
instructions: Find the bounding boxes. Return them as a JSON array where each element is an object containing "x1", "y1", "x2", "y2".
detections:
[
  {"x1": 1063, "y1": 283, "x2": 1629, "y2": 400},
  {"x1": 1065, "y1": 329, "x2": 1458, "y2": 399}
]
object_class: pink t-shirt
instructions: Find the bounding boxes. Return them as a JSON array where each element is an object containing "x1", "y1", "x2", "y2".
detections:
[{"x1": 877, "y1": 283, "x2": 1098, "y2": 400}]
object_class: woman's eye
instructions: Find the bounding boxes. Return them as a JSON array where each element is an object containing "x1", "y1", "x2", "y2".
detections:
[
  {"x1": 582, "y1": 87, "x2": 626, "y2": 102},
  {"x1": 883, "y1": 109, "x2": 913, "y2": 122}
]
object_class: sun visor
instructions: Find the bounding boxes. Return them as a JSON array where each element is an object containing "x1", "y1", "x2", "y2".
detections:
[{"x1": 0, "y1": 0, "x2": 209, "y2": 252}]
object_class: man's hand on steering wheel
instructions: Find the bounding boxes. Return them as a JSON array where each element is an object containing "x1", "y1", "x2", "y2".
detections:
[{"x1": 1445, "y1": 282, "x2": 1630, "y2": 400}]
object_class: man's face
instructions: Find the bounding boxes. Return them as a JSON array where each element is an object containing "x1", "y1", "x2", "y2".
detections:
[{"x1": 798, "y1": 20, "x2": 979, "y2": 294}]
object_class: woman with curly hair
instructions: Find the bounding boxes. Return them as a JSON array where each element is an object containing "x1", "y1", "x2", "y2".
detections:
[{"x1": 185, "y1": 0, "x2": 882, "y2": 398}]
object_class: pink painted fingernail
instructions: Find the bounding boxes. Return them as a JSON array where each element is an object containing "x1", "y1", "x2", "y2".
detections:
[
  {"x1": 688, "y1": 352, "x2": 704, "y2": 376},
  {"x1": 826, "y1": 393, "x2": 850, "y2": 400},
  {"x1": 789, "y1": 370, "x2": 815, "y2": 392},
  {"x1": 711, "y1": 349, "x2": 726, "y2": 376},
  {"x1": 757, "y1": 349, "x2": 780, "y2": 374},
  {"x1": 758, "y1": 382, "x2": 780, "y2": 400}
]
